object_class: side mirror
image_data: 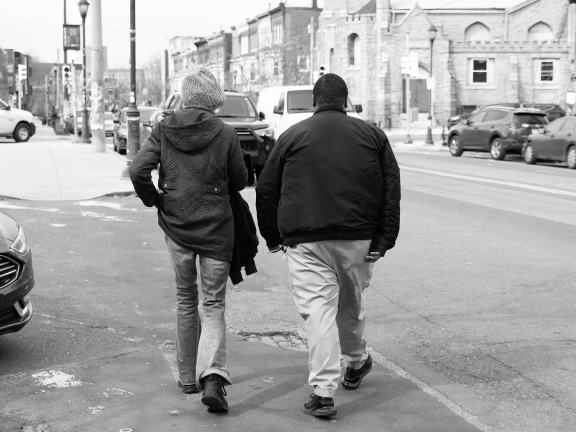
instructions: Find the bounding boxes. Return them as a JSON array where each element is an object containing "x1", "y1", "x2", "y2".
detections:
[
  {"x1": 273, "y1": 105, "x2": 282, "y2": 115},
  {"x1": 259, "y1": 111, "x2": 265, "y2": 121},
  {"x1": 354, "y1": 104, "x2": 363, "y2": 113}
]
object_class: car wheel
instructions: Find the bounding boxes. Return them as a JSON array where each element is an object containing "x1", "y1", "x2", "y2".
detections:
[
  {"x1": 567, "y1": 146, "x2": 576, "y2": 170},
  {"x1": 490, "y1": 138, "x2": 506, "y2": 160},
  {"x1": 449, "y1": 136, "x2": 463, "y2": 157},
  {"x1": 13, "y1": 123, "x2": 31, "y2": 142},
  {"x1": 524, "y1": 145, "x2": 537, "y2": 165}
]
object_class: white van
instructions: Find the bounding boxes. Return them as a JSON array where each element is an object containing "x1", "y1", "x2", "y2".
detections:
[{"x1": 257, "y1": 85, "x2": 363, "y2": 139}]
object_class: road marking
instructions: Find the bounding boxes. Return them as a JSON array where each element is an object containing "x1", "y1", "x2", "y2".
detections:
[
  {"x1": 368, "y1": 346, "x2": 492, "y2": 432},
  {"x1": 400, "y1": 165, "x2": 576, "y2": 198}
]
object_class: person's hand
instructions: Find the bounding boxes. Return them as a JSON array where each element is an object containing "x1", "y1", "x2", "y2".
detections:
[
  {"x1": 268, "y1": 245, "x2": 284, "y2": 253},
  {"x1": 364, "y1": 252, "x2": 382, "y2": 263}
]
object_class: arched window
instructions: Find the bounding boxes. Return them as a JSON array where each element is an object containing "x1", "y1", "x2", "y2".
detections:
[
  {"x1": 528, "y1": 22, "x2": 553, "y2": 42},
  {"x1": 465, "y1": 22, "x2": 490, "y2": 42},
  {"x1": 348, "y1": 34, "x2": 360, "y2": 66}
]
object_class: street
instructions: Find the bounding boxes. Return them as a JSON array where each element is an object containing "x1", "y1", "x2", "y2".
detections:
[{"x1": 1, "y1": 136, "x2": 575, "y2": 431}]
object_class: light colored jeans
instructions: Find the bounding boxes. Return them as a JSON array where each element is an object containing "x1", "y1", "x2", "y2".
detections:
[
  {"x1": 165, "y1": 235, "x2": 231, "y2": 389},
  {"x1": 287, "y1": 240, "x2": 374, "y2": 398}
]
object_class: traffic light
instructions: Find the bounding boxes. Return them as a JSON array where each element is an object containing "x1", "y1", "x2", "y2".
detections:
[
  {"x1": 319, "y1": 65, "x2": 325, "y2": 78},
  {"x1": 62, "y1": 64, "x2": 71, "y2": 88}
]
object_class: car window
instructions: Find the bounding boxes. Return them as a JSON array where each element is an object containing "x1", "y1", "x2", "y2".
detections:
[
  {"x1": 513, "y1": 114, "x2": 547, "y2": 125},
  {"x1": 547, "y1": 118, "x2": 564, "y2": 132},
  {"x1": 287, "y1": 91, "x2": 314, "y2": 113},
  {"x1": 0, "y1": 99, "x2": 9, "y2": 110},
  {"x1": 215, "y1": 96, "x2": 257, "y2": 118},
  {"x1": 560, "y1": 118, "x2": 576, "y2": 132},
  {"x1": 483, "y1": 110, "x2": 506, "y2": 122},
  {"x1": 278, "y1": 93, "x2": 285, "y2": 111},
  {"x1": 468, "y1": 111, "x2": 486, "y2": 124}
]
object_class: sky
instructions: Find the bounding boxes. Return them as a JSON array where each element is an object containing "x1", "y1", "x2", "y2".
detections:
[{"x1": 0, "y1": 0, "x2": 321, "y2": 68}]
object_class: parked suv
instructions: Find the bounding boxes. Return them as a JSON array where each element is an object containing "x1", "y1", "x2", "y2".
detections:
[
  {"x1": 162, "y1": 91, "x2": 274, "y2": 178},
  {"x1": 448, "y1": 106, "x2": 548, "y2": 160},
  {"x1": 0, "y1": 98, "x2": 36, "y2": 142}
]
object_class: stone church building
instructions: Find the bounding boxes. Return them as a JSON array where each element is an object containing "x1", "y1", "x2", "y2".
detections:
[{"x1": 316, "y1": 0, "x2": 576, "y2": 128}]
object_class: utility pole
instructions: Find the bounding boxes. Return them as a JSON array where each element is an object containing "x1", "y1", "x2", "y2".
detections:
[
  {"x1": 90, "y1": 0, "x2": 106, "y2": 152},
  {"x1": 404, "y1": 34, "x2": 412, "y2": 144},
  {"x1": 56, "y1": 49, "x2": 61, "y2": 117},
  {"x1": 71, "y1": 60, "x2": 80, "y2": 143},
  {"x1": 122, "y1": 0, "x2": 140, "y2": 178},
  {"x1": 309, "y1": 16, "x2": 314, "y2": 85}
]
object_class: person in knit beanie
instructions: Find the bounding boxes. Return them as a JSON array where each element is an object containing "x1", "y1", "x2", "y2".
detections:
[{"x1": 181, "y1": 66, "x2": 226, "y2": 111}]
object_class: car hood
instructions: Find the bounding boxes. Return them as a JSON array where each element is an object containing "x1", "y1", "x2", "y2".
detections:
[
  {"x1": 10, "y1": 107, "x2": 33, "y2": 119},
  {"x1": 0, "y1": 211, "x2": 18, "y2": 242}
]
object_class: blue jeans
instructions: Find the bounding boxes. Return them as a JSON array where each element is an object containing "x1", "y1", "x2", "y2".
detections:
[{"x1": 165, "y1": 235, "x2": 231, "y2": 389}]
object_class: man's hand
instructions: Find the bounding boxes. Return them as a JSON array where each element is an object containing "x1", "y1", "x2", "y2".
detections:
[
  {"x1": 364, "y1": 252, "x2": 382, "y2": 263},
  {"x1": 268, "y1": 245, "x2": 285, "y2": 253}
]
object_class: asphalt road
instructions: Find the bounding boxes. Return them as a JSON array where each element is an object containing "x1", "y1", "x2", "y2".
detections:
[{"x1": 0, "y1": 147, "x2": 575, "y2": 431}]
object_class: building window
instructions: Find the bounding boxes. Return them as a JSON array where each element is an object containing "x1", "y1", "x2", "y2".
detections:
[
  {"x1": 528, "y1": 22, "x2": 553, "y2": 43},
  {"x1": 535, "y1": 59, "x2": 559, "y2": 83},
  {"x1": 273, "y1": 22, "x2": 283, "y2": 44},
  {"x1": 297, "y1": 55, "x2": 309, "y2": 72},
  {"x1": 465, "y1": 22, "x2": 490, "y2": 43},
  {"x1": 468, "y1": 58, "x2": 493, "y2": 85},
  {"x1": 274, "y1": 60, "x2": 279, "y2": 76},
  {"x1": 348, "y1": 34, "x2": 359, "y2": 66}
]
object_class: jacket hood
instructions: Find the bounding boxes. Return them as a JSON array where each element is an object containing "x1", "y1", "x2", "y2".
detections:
[{"x1": 160, "y1": 108, "x2": 225, "y2": 152}]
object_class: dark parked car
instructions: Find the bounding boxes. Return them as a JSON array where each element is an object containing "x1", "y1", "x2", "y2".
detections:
[
  {"x1": 0, "y1": 211, "x2": 34, "y2": 336},
  {"x1": 113, "y1": 107, "x2": 159, "y2": 154},
  {"x1": 523, "y1": 116, "x2": 576, "y2": 169},
  {"x1": 162, "y1": 91, "x2": 275, "y2": 178},
  {"x1": 448, "y1": 103, "x2": 565, "y2": 129},
  {"x1": 140, "y1": 108, "x2": 163, "y2": 144},
  {"x1": 448, "y1": 107, "x2": 548, "y2": 160}
]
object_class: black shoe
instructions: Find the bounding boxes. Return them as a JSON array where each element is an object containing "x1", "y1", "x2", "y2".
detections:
[
  {"x1": 177, "y1": 379, "x2": 199, "y2": 394},
  {"x1": 303, "y1": 393, "x2": 337, "y2": 417},
  {"x1": 341, "y1": 353, "x2": 372, "y2": 390},
  {"x1": 201, "y1": 374, "x2": 228, "y2": 413}
]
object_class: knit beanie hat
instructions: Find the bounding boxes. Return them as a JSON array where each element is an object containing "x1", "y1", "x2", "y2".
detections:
[{"x1": 181, "y1": 66, "x2": 226, "y2": 111}]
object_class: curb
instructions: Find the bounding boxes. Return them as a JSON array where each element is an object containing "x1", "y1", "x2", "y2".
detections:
[{"x1": 0, "y1": 190, "x2": 136, "y2": 202}]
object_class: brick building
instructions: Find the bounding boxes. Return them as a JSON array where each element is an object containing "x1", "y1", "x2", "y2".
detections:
[
  {"x1": 166, "y1": 2, "x2": 322, "y2": 99},
  {"x1": 316, "y1": 0, "x2": 576, "y2": 129}
]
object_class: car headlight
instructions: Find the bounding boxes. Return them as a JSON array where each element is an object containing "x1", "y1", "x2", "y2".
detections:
[
  {"x1": 10, "y1": 227, "x2": 29, "y2": 255},
  {"x1": 255, "y1": 128, "x2": 274, "y2": 139},
  {"x1": 450, "y1": 116, "x2": 460, "y2": 121}
]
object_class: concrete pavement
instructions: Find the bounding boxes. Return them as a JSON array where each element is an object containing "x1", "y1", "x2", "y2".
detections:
[{"x1": 0, "y1": 126, "x2": 145, "y2": 201}]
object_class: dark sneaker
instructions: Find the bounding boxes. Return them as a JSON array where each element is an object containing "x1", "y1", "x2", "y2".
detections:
[
  {"x1": 341, "y1": 353, "x2": 372, "y2": 390},
  {"x1": 201, "y1": 374, "x2": 228, "y2": 413},
  {"x1": 303, "y1": 393, "x2": 337, "y2": 417},
  {"x1": 177, "y1": 379, "x2": 199, "y2": 394}
]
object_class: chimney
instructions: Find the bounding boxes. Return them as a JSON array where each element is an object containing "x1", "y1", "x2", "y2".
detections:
[{"x1": 312, "y1": 0, "x2": 318, "y2": 8}]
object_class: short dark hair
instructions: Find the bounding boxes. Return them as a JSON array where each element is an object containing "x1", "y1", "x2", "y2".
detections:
[{"x1": 313, "y1": 73, "x2": 348, "y2": 107}]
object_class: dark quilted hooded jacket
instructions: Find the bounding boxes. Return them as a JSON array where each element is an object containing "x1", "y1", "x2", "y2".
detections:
[{"x1": 129, "y1": 108, "x2": 248, "y2": 262}]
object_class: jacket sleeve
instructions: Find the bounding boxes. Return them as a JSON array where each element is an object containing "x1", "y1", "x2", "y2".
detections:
[
  {"x1": 255, "y1": 135, "x2": 286, "y2": 248},
  {"x1": 129, "y1": 123, "x2": 162, "y2": 208},
  {"x1": 228, "y1": 131, "x2": 248, "y2": 192},
  {"x1": 370, "y1": 132, "x2": 401, "y2": 255}
]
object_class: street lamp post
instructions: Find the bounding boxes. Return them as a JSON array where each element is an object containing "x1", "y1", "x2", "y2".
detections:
[
  {"x1": 425, "y1": 25, "x2": 437, "y2": 145},
  {"x1": 78, "y1": 0, "x2": 90, "y2": 144},
  {"x1": 121, "y1": 0, "x2": 140, "y2": 178}
]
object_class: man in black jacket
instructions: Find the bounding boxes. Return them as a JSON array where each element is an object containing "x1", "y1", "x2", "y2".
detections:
[
  {"x1": 256, "y1": 73, "x2": 400, "y2": 417},
  {"x1": 130, "y1": 66, "x2": 247, "y2": 413}
]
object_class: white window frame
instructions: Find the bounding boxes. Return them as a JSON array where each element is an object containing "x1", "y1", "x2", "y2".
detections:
[
  {"x1": 535, "y1": 59, "x2": 559, "y2": 84},
  {"x1": 468, "y1": 58, "x2": 494, "y2": 86}
]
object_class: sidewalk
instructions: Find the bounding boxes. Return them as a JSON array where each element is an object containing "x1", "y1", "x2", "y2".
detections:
[
  {"x1": 0, "y1": 128, "x2": 141, "y2": 201},
  {"x1": 5, "y1": 335, "x2": 482, "y2": 431}
]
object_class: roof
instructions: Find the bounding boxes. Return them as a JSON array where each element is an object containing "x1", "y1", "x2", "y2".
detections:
[{"x1": 391, "y1": 0, "x2": 528, "y2": 10}]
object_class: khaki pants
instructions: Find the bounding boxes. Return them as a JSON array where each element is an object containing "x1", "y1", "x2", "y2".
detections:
[{"x1": 287, "y1": 240, "x2": 374, "y2": 397}]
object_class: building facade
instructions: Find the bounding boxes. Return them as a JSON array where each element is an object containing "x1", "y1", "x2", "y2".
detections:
[
  {"x1": 317, "y1": 0, "x2": 576, "y2": 128},
  {"x1": 166, "y1": 2, "x2": 322, "y2": 100}
]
